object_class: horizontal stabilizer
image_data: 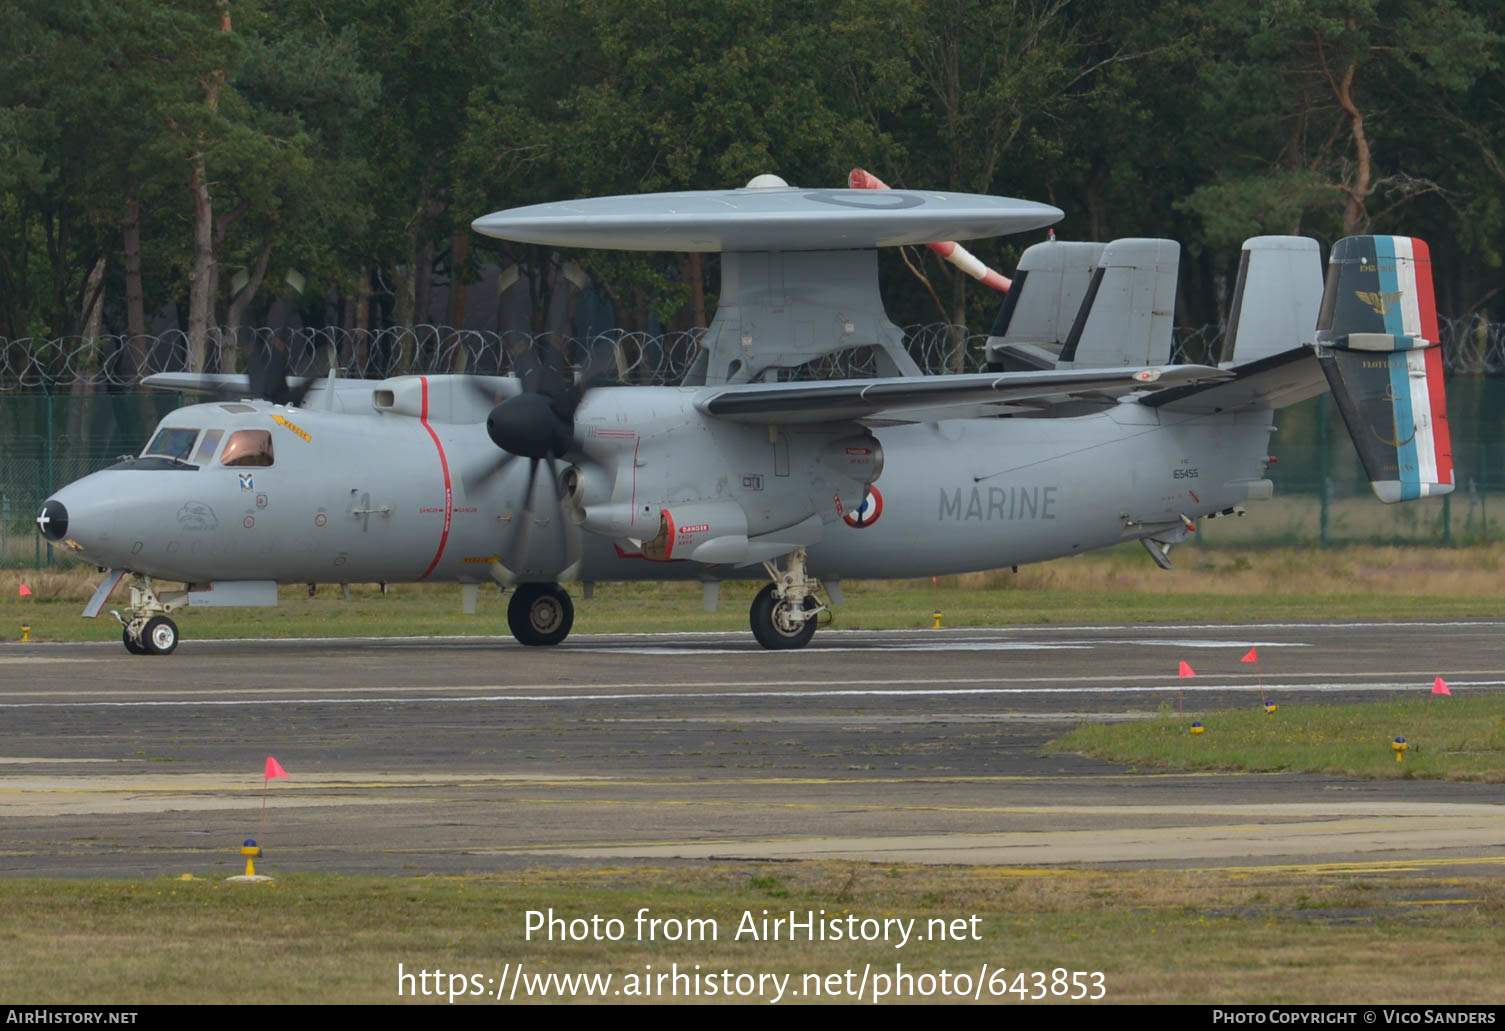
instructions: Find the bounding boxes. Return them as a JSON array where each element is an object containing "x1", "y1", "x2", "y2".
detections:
[
  {"x1": 1316, "y1": 236, "x2": 1452, "y2": 502},
  {"x1": 1141, "y1": 344, "x2": 1325, "y2": 411}
]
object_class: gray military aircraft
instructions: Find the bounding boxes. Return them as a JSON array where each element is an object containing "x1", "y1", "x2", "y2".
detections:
[{"x1": 35, "y1": 176, "x2": 1452, "y2": 654}]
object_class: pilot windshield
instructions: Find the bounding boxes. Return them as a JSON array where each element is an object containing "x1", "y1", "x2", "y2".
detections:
[
  {"x1": 143, "y1": 427, "x2": 199, "y2": 461},
  {"x1": 220, "y1": 430, "x2": 275, "y2": 467}
]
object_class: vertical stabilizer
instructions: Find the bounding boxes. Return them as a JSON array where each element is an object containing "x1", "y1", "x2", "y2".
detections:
[
  {"x1": 1316, "y1": 236, "x2": 1453, "y2": 502},
  {"x1": 1055, "y1": 238, "x2": 1179, "y2": 369},
  {"x1": 1222, "y1": 237, "x2": 1322, "y2": 365},
  {"x1": 984, "y1": 240, "x2": 1104, "y2": 370}
]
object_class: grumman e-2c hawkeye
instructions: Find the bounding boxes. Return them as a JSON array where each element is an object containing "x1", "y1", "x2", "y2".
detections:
[{"x1": 36, "y1": 176, "x2": 1452, "y2": 653}]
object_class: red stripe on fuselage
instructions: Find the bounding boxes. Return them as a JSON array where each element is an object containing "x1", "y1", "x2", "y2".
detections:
[
  {"x1": 1424, "y1": 345, "x2": 1454, "y2": 485},
  {"x1": 417, "y1": 377, "x2": 454, "y2": 580},
  {"x1": 1412, "y1": 238, "x2": 1440, "y2": 343}
]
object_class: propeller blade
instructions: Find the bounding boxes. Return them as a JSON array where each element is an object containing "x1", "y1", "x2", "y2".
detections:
[
  {"x1": 496, "y1": 457, "x2": 541, "y2": 581},
  {"x1": 558, "y1": 339, "x2": 618, "y2": 419},
  {"x1": 460, "y1": 449, "x2": 520, "y2": 497},
  {"x1": 262, "y1": 338, "x2": 291, "y2": 403},
  {"x1": 548, "y1": 456, "x2": 584, "y2": 582}
]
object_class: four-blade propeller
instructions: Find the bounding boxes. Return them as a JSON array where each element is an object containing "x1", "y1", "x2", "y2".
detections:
[{"x1": 464, "y1": 340, "x2": 618, "y2": 584}]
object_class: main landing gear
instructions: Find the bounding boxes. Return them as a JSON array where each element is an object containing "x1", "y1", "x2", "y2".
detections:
[
  {"x1": 113, "y1": 574, "x2": 183, "y2": 655},
  {"x1": 508, "y1": 582, "x2": 574, "y2": 646},
  {"x1": 750, "y1": 547, "x2": 826, "y2": 650}
]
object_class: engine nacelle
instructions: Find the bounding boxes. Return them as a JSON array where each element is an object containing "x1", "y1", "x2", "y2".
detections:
[
  {"x1": 835, "y1": 432, "x2": 883, "y2": 486},
  {"x1": 640, "y1": 502, "x2": 750, "y2": 563}
]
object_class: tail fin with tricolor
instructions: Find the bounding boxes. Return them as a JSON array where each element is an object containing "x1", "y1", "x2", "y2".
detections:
[{"x1": 1316, "y1": 236, "x2": 1454, "y2": 502}]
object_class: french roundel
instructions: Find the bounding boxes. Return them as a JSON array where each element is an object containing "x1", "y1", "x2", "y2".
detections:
[{"x1": 843, "y1": 486, "x2": 883, "y2": 528}]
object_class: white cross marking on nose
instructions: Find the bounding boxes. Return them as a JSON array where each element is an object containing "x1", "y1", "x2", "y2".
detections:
[{"x1": 36, "y1": 509, "x2": 50, "y2": 531}]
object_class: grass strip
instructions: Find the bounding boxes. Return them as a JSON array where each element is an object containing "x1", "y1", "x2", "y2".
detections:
[{"x1": 1055, "y1": 697, "x2": 1505, "y2": 782}]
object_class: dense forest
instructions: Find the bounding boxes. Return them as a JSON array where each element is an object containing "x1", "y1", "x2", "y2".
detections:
[{"x1": 2, "y1": 0, "x2": 1502, "y2": 362}]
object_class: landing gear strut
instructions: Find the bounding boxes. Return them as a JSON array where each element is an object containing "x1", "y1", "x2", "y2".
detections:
[
  {"x1": 112, "y1": 574, "x2": 183, "y2": 655},
  {"x1": 750, "y1": 547, "x2": 826, "y2": 650},
  {"x1": 508, "y1": 582, "x2": 574, "y2": 646}
]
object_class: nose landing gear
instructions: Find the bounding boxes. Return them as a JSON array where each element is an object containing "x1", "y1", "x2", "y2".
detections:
[{"x1": 112, "y1": 575, "x2": 185, "y2": 655}]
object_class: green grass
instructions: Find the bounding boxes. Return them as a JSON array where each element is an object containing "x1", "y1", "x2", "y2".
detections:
[
  {"x1": 2, "y1": 866, "x2": 1503, "y2": 1004},
  {"x1": 1056, "y1": 697, "x2": 1505, "y2": 782}
]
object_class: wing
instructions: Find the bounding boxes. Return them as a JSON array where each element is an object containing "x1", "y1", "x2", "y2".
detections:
[{"x1": 694, "y1": 364, "x2": 1232, "y2": 425}]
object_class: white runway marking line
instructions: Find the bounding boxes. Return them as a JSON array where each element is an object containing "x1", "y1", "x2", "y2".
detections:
[
  {"x1": 587, "y1": 638, "x2": 1310, "y2": 655},
  {"x1": 5, "y1": 668, "x2": 1504, "y2": 700},
  {"x1": 6, "y1": 679, "x2": 1505, "y2": 709}
]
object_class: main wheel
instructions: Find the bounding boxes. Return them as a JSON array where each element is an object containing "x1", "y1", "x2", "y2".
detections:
[
  {"x1": 122, "y1": 626, "x2": 148, "y2": 655},
  {"x1": 142, "y1": 615, "x2": 179, "y2": 655},
  {"x1": 749, "y1": 583, "x2": 818, "y2": 650},
  {"x1": 507, "y1": 583, "x2": 573, "y2": 646}
]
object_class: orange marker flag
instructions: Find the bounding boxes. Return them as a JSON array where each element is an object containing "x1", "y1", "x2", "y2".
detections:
[
  {"x1": 1432, "y1": 677, "x2": 1451, "y2": 696},
  {"x1": 18, "y1": 584, "x2": 32, "y2": 597},
  {"x1": 1179, "y1": 661, "x2": 1196, "y2": 678},
  {"x1": 265, "y1": 755, "x2": 289, "y2": 780},
  {"x1": 1241, "y1": 648, "x2": 1258, "y2": 663}
]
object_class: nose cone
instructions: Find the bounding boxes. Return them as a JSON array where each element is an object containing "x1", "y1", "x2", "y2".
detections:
[{"x1": 36, "y1": 499, "x2": 68, "y2": 542}]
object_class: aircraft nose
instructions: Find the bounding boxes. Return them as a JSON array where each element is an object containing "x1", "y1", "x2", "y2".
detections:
[{"x1": 36, "y1": 499, "x2": 68, "y2": 542}]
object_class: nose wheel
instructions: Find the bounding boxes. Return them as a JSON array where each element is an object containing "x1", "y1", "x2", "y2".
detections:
[{"x1": 507, "y1": 583, "x2": 574, "y2": 646}]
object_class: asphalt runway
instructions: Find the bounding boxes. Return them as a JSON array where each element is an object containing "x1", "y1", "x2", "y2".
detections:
[{"x1": 1, "y1": 620, "x2": 1503, "y2": 878}]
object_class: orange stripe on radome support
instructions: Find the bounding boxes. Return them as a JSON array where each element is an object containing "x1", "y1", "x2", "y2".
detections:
[{"x1": 417, "y1": 377, "x2": 454, "y2": 580}]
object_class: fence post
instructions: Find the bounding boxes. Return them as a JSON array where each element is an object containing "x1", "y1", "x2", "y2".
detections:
[
  {"x1": 1318, "y1": 395, "x2": 1330, "y2": 547},
  {"x1": 44, "y1": 388, "x2": 54, "y2": 567},
  {"x1": 34, "y1": 456, "x2": 41, "y2": 569}
]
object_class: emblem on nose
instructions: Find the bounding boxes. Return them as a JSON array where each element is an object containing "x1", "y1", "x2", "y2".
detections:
[{"x1": 36, "y1": 499, "x2": 68, "y2": 542}]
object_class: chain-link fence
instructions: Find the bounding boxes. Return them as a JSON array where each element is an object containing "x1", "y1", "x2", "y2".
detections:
[{"x1": 4, "y1": 320, "x2": 1504, "y2": 567}]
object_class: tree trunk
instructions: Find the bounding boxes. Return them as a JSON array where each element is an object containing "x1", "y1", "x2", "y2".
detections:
[
  {"x1": 123, "y1": 191, "x2": 148, "y2": 377},
  {"x1": 185, "y1": 0, "x2": 232, "y2": 373},
  {"x1": 447, "y1": 229, "x2": 470, "y2": 328},
  {"x1": 186, "y1": 157, "x2": 214, "y2": 372}
]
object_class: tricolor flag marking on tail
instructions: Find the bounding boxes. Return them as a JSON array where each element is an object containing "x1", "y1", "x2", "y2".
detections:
[
  {"x1": 1382, "y1": 345, "x2": 1453, "y2": 501},
  {"x1": 1373, "y1": 236, "x2": 1440, "y2": 343},
  {"x1": 1319, "y1": 234, "x2": 1454, "y2": 503}
]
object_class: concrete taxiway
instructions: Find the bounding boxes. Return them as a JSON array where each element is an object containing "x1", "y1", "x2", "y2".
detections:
[{"x1": 1, "y1": 620, "x2": 1501, "y2": 877}]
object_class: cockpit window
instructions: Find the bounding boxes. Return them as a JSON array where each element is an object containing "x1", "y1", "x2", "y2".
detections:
[
  {"x1": 143, "y1": 427, "x2": 199, "y2": 461},
  {"x1": 194, "y1": 428, "x2": 225, "y2": 464},
  {"x1": 220, "y1": 429, "x2": 274, "y2": 467}
]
